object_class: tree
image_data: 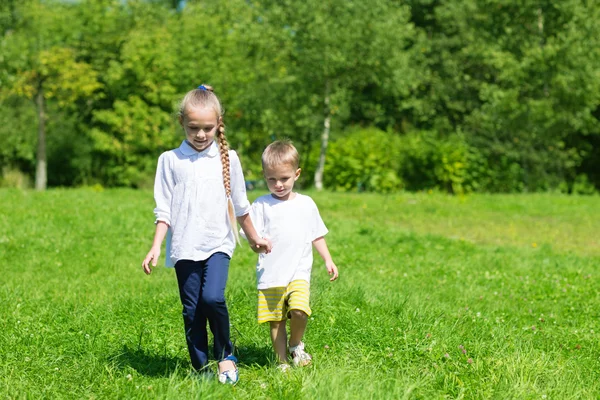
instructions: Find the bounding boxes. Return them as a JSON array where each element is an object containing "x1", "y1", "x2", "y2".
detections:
[
  {"x1": 406, "y1": 0, "x2": 600, "y2": 191},
  {"x1": 252, "y1": 0, "x2": 416, "y2": 189},
  {"x1": 0, "y1": 1, "x2": 100, "y2": 190}
]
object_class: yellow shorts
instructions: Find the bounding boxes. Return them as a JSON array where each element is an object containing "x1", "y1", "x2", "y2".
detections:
[{"x1": 257, "y1": 279, "x2": 311, "y2": 324}]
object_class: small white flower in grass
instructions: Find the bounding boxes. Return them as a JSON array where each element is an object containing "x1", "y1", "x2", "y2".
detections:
[
  {"x1": 355, "y1": 308, "x2": 360, "y2": 313},
  {"x1": 541, "y1": 395, "x2": 547, "y2": 399},
  {"x1": 126, "y1": 374, "x2": 132, "y2": 381},
  {"x1": 85, "y1": 334, "x2": 90, "y2": 339},
  {"x1": 25, "y1": 357, "x2": 31, "y2": 362},
  {"x1": 55, "y1": 368, "x2": 59, "y2": 371}
]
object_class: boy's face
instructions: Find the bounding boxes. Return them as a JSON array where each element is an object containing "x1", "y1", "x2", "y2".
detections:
[
  {"x1": 263, "y1": 163, "x2": 301, "y2": 201},
  {"x1": 180, "y1": 105, "x2": 219, "y2": 152}
]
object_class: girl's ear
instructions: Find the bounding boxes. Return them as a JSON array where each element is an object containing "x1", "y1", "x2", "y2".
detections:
[{"x1": 295, "y1": 168, "x2": 302, "y2": 180}]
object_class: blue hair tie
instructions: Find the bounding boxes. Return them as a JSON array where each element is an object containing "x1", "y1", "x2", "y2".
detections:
[{"x1": 197, "y1": 85, "x2": 207, "y2": 91}]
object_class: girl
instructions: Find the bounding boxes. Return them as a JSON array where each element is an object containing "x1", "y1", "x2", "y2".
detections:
[{"x1": 142, "y1": 84, "x2": 271, "y2": 385}]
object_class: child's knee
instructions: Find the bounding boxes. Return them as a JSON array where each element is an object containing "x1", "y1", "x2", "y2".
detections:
[{"x1": 289, "y1": 309, "x2": 308, "y2": 320}]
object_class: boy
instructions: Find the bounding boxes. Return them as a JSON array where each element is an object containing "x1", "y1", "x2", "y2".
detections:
[{"x1": 243, "y1": 140, "x2": 339, "y2": 370}]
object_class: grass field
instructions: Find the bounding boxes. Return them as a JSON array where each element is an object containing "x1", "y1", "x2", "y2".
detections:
[{"x1": 1, "y1": 188, "x2": 599, "y2": 399}]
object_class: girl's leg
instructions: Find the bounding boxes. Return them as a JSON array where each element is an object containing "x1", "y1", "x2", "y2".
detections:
[
  {"x1": 175, "y1": 260, "x2": 209, "y2": 370},
  {"x1": 199, "y1": 252, "x2": 234, "y2": 370},
  {"x1": 269, "y1": 321, "x2": 289, "y2": 364},
  {"x1": 288, "y1": 309, "x2": 308, "y2": 348}
]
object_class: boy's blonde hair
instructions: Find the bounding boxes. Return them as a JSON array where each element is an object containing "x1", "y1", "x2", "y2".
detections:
[
  {"x1": 262, "y1": 140, "x2": 300, "y2": 170},
  {"x1": 178, "y1": 84, "x2": 239, "y2": 244}
]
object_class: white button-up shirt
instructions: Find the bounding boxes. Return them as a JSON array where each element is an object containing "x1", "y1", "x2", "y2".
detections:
[{"x1": 154, "y1": 140, "x2": 250, "y2": 266}]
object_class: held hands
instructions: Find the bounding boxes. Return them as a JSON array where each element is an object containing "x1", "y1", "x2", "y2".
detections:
[
  {"x1": 326, "y1": 261, "x2": 339, "y2": 281},
  {"x1": 142, "y1": 246, "x2": 161, "y2": 275},
  {"x1": 250, "y1": 237, "x2": 272, "y2": 254}
]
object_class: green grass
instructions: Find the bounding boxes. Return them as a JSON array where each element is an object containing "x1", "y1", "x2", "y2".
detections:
[{"x1": 1, "y1": 188, "x2": 599, "y2": 399}]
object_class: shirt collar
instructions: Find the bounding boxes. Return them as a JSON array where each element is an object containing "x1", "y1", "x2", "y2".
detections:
[{"x1": 179, "y1": 140, "x2": 219, "y2": 158}]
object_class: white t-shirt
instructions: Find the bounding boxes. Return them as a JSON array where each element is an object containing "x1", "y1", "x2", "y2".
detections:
[
  {"x1": 244, "y1": 193, "x2": 328, "y2": 289},
  {"x1": 154, "y1": 140, "x2": 250, "y2": 267}
]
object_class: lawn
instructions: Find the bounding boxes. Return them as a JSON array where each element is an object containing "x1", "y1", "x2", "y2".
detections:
[{"x1": 1, "y1": 188, "x2": 599, "y2": 399}]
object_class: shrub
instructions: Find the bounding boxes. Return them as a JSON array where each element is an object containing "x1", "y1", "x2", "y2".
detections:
[{"x1": 322, "y1": 127, "x2": 403, "y2": 193}]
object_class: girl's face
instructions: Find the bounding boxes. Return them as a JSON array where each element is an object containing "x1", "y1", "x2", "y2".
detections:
[
  {"x1": 180, "y1": 106, "x2": 219, "y2": 152},
  {"x1": 263, "y1": 163, "x2": 301, "y2": 201}
]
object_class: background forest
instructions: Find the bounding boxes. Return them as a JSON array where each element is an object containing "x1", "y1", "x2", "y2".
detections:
[{"x1": 1, "y1": 0, "x2": 599, "y2": 194}]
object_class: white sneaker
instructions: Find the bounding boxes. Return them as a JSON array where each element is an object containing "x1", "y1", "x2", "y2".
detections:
[
  {"x1": 218, "y1": 355, "x2": 239, "y2": 385},
  {"x1": 289, "y1": 342, "x2": 312, "y2": 367}
]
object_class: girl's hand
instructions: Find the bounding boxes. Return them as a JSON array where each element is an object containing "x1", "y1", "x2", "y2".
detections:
[
  {"x1": 251, "y1": 237, "x2": 272, "y2": 254},
  {"x1": 142, "y1": 246, "x2": 161, "y2": 275},
  {"x1": 326, "y1": 261, "x2": 339, "y2": 281}
]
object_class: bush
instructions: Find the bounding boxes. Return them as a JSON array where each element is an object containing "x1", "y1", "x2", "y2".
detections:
[
  {"x1": 322, "y1": 127, "x2": 403, "y2": 193},
  {"x1": 398, "y1": 131, "x2": 484, "y2": 194}
]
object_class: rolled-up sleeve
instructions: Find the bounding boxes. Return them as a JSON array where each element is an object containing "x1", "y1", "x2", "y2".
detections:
[
  {"x1": 153, "y1": 152, "x2": 174, "y2": 225},
  {"x1": 229, "y1": 150, "x2": 251, "y2": 217}
]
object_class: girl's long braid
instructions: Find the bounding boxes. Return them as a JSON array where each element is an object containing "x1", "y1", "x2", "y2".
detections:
[{"x1": 217, "y1": 126, "x2": 240, "y2": 245}]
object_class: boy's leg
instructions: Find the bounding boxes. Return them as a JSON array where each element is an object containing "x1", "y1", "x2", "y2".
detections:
[
  {"x1": 286, "y1": 280, "x2": 312, "y2": 366},
  {"x1": 174, "y1": 259, "x2": 209, "y2": 370},
  {"x1": 287, "y1": 280, "x2": 311, "y2": 348},
  {"x1": 270, "y1": 321, "x2": 289, "y2": 364},
  {"x1": 288, "y1": 309, "x2": 308, "y2": 348}
]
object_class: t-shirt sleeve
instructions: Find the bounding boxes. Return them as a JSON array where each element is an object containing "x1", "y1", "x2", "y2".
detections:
[{"x1": 229, "y1": 150, "x2": 251, "y2": 217}]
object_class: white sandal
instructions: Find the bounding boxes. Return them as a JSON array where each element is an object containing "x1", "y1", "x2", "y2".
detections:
[{"x1": 289, "y1": 342, "x2": 312, "y2": 367}]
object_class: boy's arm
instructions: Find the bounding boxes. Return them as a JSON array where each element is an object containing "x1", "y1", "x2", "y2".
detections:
[{"x1": 312, "y1": 236, "x2": 339, "y2": 281}]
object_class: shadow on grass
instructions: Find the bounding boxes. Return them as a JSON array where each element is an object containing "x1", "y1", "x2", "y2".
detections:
[
  {"x1": 109, "y1": 345, "x2": 187, "y2": 377},
  {"x1": 234, "y1": 343, "x2": 273, "y2": 368},
  {"x1": 110, "y1": 343, "x2": 273, "y2": 376}
]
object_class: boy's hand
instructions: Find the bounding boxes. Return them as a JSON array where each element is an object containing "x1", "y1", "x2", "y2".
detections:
[
  {"x1": 142, "y1": 246, "x2": 160, "y2": 275},
  {"x1": 251, "y1": 237, "x2": 272, "y2": 254},
  {"x1": 326, "y1": 261, "x2": 339, "y2": 281}
]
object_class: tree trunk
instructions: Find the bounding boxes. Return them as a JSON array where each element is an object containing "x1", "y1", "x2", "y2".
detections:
[
  {"x1": 35, "y1": 87, "x2": 47, "y2": 191},
  {"x1": 314, "y1": 82, "x2": 330, "y2": 191}
]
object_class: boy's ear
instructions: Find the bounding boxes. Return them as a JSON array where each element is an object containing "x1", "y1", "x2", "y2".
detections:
[
  {"x1": 178, "y1": 115, "x2": 183, "y2": 127},
  {"x1": 295, "y1": 168, "x2": 302, "y2": 180}
]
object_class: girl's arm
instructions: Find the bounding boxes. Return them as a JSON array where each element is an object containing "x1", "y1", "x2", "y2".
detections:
[
  {"x1": 237, "y1": 214, "x2": 272, "y2": 253},
  {"x1": 313, "y1": 236, "x2": 339, "y2": 281},
  {"x1": 142, "y1": 221, "x2": 169, "y2": 275}
]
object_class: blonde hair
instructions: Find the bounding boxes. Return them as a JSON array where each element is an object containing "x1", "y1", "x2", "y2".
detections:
[
  {"x1": 262, "y1": 139, "x2": 300, "y2": 170},
  {"x1": 178, "y1": 84, "x2": 239, "y2": 244}
]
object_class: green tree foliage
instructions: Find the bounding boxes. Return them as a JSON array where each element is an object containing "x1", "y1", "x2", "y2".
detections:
[
  {"x1": 0, "y1": 0, "x2": 598, "y2": 193},
  {"x1": 406, "y1": 0, "x2": 600, "y2": 192},
  {"x1": 0, "y1": 0, "x2": 100, "y2": 189}
]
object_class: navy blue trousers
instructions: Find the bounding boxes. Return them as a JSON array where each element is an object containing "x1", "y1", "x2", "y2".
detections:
[{"x1": 174, "y1": 252, "x2": 233, "y2": 370}]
